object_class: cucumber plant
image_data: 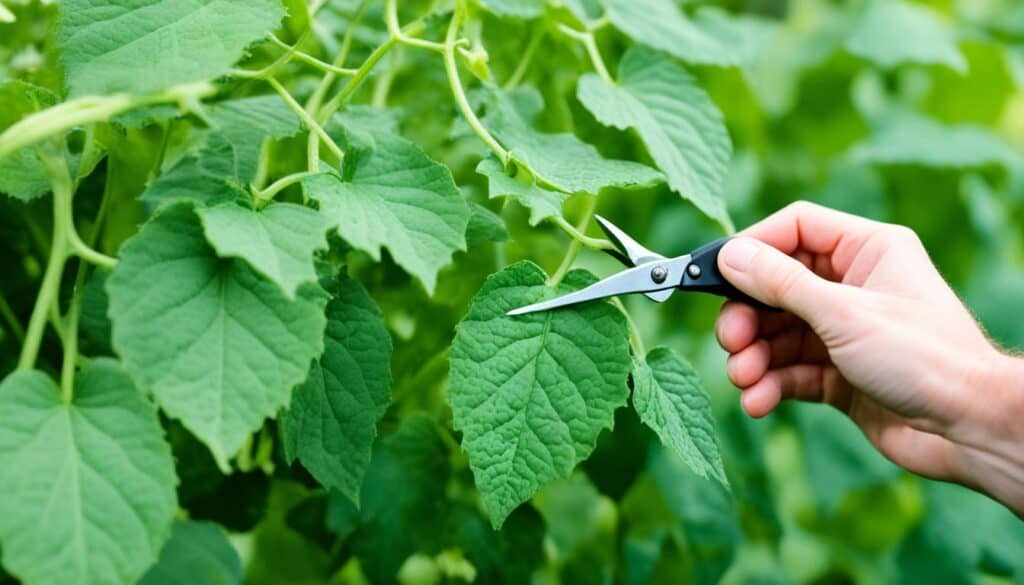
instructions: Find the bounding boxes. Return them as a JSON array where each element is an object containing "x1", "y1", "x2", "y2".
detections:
[{"x1": 1, "y1": 0, "x2": 1023, "y2": 583}]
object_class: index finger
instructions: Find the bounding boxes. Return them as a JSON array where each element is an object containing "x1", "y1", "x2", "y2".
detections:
[
  {"x1": 742, "y1": 201, "x2": 885, "y2": 256},
  {"x1": 740, "y1": 201, "x2": 887, "y2": 275}
]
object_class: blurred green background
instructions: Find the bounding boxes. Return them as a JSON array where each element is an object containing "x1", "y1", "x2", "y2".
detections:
[{"x1": 2, "y1": 0, "x2": 1024, "y2": 583}]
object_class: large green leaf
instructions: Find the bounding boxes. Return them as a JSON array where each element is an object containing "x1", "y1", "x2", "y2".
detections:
[
  {"x1": 57, "y1": 0, "x2": 285, "y2": 96},
  {"x1": 602, "y1": 0, "x2": 739, "y2": 67},
  {"x1": 476, "y1": 156, "x2": 566, "y2": 225},
  {"x1": 138, "y1": 519, "x2": 242, "y2": 585},
  {"x1": 280, "y1": 273, "x2": 392, "y2": 504},
  {"x1": 578, "y1": 46, "x2": 734, "y2": 230},
  {"x1": 107, "y1": 203, "x2": 327, "y2": 468},
  {"x1": 632, "y1": 347, "x2": 728, "y2": 486},
  {"x1": 484, "y1": 89, "x2": 663, "y2": 195},
  {"x1": 448, "y1": 262, "x2": 632, "y2": 527},
  {"x1": 142, "y1": 95, "x2": 301, "y2": 207},
  {"x1": 304, "y1": 125, "x2": 470, "y2": 294},
  {"x1": 845, "y1": 0, "x2": 966, "y2": 73},
  {"x1": 0, "y1": 360, "x2": 177, "y2": 585},
  {"x1": 196, "y1": 201, "x2": 329, "y2": 299}
]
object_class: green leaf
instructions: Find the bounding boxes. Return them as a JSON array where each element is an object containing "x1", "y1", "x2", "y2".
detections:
[
  {"x1": 0, "y1": 147, "x2": 51, "y2": 201},
  {"x1": 57, "y1": 0, "x2": 286, "y2": 97},
  {"x1": 0, "y1": 360, "x2": 178, "y2": 585},
  {"x1": 602, "y1": 0, "x2": 740, "y2": 67},
  {"x1": 303, "y1": 125, "x2": 470, "y2": 294},
  {"x1": 476, "y1": 156, "x2": 566, "y2": 225},
  {"x1": 577, "y1": 46, "x2": 734, "y2": 230},
  {"x1": 352, "y1": 415, "x2": 450, "y2": 583},
  {"x1": 465, "y1": 202, "x2": 509, "y2": 247},
  {"x1": 142, "y1": 95, "x2": 301, "y2": 207},
  {"x1": 138, "y1": 519, "x2": 242, "y2": 585},
  {"x1": 484, "y1": 89, "x2": 663, "y2": 195},
  {"x1": 845, "y1": 0, "x2": 966, "y2": 74},
  {"x1": 196, "y1": 201, "x2": 329, "y2": 299},
  {"x1": 202, "y1": 96, "x2": 304, "y2": 179},
  {"x1": 279, "y1": 273, "x2": 392, "y2": 504},
  {"x1": 632, "y1": 347, "x2": 728, "y2": 486},
  {"x1": 478, "y1": 0, "x2": 544, "y2": 19},
  {"x1": 448, "y1": 262, "x2": 632, "y2": 527},
  {"x1": 849, "y1": 111, "x2": 1020, "y2": 169},
  {"x1": 107, "y1": 203, "x2": 328, "y2": 467},
  {"x1": 0, "y1": 81, "x2": 57, "y2": 201}
]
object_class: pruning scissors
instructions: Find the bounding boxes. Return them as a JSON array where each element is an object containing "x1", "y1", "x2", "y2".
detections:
[{"x1": 508, "y1": 215, "x2": 773, "y2": 316}]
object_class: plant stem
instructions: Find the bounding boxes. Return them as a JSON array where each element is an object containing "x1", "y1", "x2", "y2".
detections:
[
  {"x1": 371, "y1": 50, "x2": 400, "y2": 107},
  {"x1": 305, "y1": 0, "x2": 372, "y2": 115},
  {"x1": 268, "y1": 77, "x2": 346, "y2": 163},
  {"x1": 252, "y1": 138, "x2": 273, "y2": 190},
  {"x1": 548, "y1": 239, "x2": 582, "y2": 286},
  {"x1": 19, "y1": 150, "x2": 71, "y2": 371},
  {"x1": 74, "y1": 124, "x2": 99, "y2": 188},
  {"x1": 290, "y1": 52, "x2": 359, "y2": 76},
  {"x1": 49, "y1": 295, "x2": 66, "y2": 344},
  {"x1": 443, "y1": 4, "x2": 508, "y2": 161},
  {"x1": 61, "y1": 179, "x2": 110, "y2": 400},
  {"x1": 68, "y1": 234, "x2": 117, "y2": 268},
  {"x1": 252, "y1": 170, "x2": 321, "y2": 203},
  {"x1": 612, "y1": 297, "x2": 646, "y2": 357},
  {"x1": 231, "y1": 28, "x2": 313, "y2": 79},
  {"x1": 548, "y1": 195, "x2": 599, "y2": 285},
  {"x1": 267, "y1": 34, "x2": 358, "y2": 75},
  {"x1": 318, "y1": 36, "x2": 399, "y2": 122},
  {"x1": 386, "y1": 0, "x2": 447, "y2": 52},
  {"x1": 552, "y1": 215, "x2": 615, "y2": 251},
  {"x1": 555, "y1": 24, "x2": 614, "y2": 84},
  {"x1": 504, "y1": 26, "x2": 544, "y2": 90},
  {"x1": 0, "y1": 82, "x2": 215, "y2": 163},
  {"x1": 0, "y1": 294, "x2": 24, "y2": 344}
]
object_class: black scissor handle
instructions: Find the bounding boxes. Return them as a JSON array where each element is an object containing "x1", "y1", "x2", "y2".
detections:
[{"x1": 679, "y1": 237, "x2": 780, "y2": 311}]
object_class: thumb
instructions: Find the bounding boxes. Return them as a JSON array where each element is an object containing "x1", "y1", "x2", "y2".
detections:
[{"x1": 718, "y1": 237, "x2": 842, "y2": 326}]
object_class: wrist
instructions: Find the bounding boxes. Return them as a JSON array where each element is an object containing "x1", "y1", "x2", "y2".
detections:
[{"x1": 954, "y1": 350, "x2": 1024, "y2": 515}]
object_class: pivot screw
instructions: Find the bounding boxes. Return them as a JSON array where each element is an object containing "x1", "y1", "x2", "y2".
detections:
[
  {"x1": 686, "y1": 263, "x2": 702, "y2": 279},
  {"x1": 650, "y1": 265, "x2": 668, "y2": 284}
]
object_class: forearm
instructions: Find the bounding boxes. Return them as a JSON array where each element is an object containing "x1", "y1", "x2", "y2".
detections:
[{"x1": 955, "y1": 351, "x2": 1024, "y2": 516}]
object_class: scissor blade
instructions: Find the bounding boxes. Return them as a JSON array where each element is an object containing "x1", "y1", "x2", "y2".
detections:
[
  {"x1": 594, "y1": 214, "x2": 664, "y2": 266},
  {"x1": 507, "y1": 259, "x2": 685, "y2": 316}
]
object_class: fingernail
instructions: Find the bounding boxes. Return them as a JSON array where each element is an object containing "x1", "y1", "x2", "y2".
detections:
[{"x1": 723, "y1": 238, "x2": 759, "y2": 272}]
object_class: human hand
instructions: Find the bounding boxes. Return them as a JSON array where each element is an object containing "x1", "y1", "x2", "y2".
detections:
[{"x1": 715, "y1": 201, "x2": 1024, "y2": 515}]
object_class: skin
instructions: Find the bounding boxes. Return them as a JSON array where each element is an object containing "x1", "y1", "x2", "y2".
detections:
[{"x1": 715, "y1": 201, "x2": 1024, "y2": 516}]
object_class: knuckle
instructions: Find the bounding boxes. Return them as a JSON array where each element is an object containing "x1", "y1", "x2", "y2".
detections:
[
  {"x1": 886, "y1": 224, "x2": 922, "y2": 247},
  {"x1": 784, "y1": 200, "x2": 818, "y2": 216}
]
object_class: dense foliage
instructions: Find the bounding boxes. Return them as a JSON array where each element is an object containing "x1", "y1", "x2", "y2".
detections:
[{"x1": 1, "y1": 0, "x2": 1023, "y2": 583}]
